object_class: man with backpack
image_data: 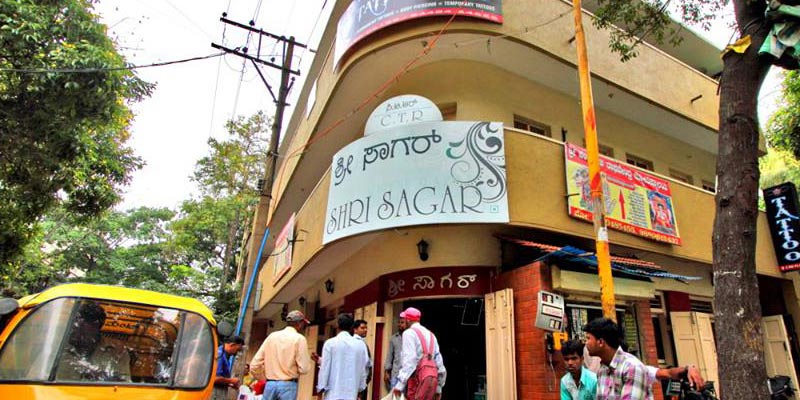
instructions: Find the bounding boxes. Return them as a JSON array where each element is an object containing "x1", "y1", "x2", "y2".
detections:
[{"x1": 391, "y1": 307, "x2": 446, "y2": 400}]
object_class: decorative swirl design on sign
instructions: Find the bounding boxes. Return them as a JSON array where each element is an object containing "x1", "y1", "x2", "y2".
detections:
[{"x1": 446, "y1": 122, "x2": 506, "y2": 203}]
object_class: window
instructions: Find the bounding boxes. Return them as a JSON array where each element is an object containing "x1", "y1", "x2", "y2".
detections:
[
  {"x1": 626, "y1": 153, "x2": 654, "y2": 171},
  {"x1": 690, "y1": 299, "x2": 714, "y2": 314},
  {"x1": 565, "y1": 303, "x2": 642, "y2": 358},
  {"x1": 669, "y1": 168, "x2": 694, "y2": 185},
  {"x1": 702, "y1": 179, "x2": 716, "y2": 193},
  {"x1": 513, "y1": 115, "x2": 551, "y2": 137},
  {"x1": 438, "y1": 103, "x2": 457, "y2": 121},
  {"x1": 0, "y1": 298, "x2": 214, "y2": 388},
  {"x1": 581, "y1": 139, "x2": 614, "y2": 157}
]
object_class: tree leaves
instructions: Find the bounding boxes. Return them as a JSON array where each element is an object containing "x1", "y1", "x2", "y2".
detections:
[
  {"x1": 767, "y1": 70, "x2": 800, "y2": 159},
  {"x1": 0, "y1": 0, "x2": 153, "y2": 265},
  {"x1": 5, "y1": 112, "x2": 270, "y2": 321}
]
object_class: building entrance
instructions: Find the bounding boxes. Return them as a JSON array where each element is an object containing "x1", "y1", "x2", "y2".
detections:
[{"x1": 404, "y1": 298, "x2": 487, "y2": 400}]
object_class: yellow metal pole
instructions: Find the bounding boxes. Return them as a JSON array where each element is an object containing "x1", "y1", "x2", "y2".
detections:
[{"x1": 572, "y1": 0, "x2": 617, "y2": 321}]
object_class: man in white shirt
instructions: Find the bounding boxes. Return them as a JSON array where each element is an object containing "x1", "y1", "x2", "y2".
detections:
[
  {"x1": 317, "y1": 313, "x2": 369, "y2": 400},
  {"x1": 391, "y1": 307, "x2": 446, "y2": 400},
  {"x1": 352, "y1": 319, "x2": 372, "y2": 400}
]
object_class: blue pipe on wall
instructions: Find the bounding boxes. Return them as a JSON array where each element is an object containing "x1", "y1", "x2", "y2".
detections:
[{"x1": 235, "y1": 226, "x2": 270, "y2": 336}]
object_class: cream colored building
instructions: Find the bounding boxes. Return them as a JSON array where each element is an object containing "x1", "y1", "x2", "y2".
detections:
[{"x1": 240, "y1": 0, "x2": 800, "y2": 399}]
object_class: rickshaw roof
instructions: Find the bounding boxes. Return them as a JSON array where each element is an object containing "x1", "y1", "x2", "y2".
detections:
[{"x1": 17, "y1": 283, "x2": 217, "y2": 325}]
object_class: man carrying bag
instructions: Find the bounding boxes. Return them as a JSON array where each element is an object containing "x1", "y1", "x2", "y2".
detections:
[{"x1": 391, "y1": 307, "x2": 446, "y2": 400}]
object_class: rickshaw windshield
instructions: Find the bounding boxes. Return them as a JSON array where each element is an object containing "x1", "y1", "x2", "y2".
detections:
[{"x1": 0, "y1": 297, "x2": 214, "y2": 389}]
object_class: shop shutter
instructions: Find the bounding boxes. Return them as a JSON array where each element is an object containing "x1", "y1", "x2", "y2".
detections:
[
  {"x1": 762, "y1": 315, "x2": 799, "y2": 387},
  {"x1": 297, "y1": 324, "x2": 319, "y2": 399},
  {"x1": 670, "y1": 312, "x2": 720, "y2": 396},
  {"x1": 485, "y1": 289, "x2": 517, "y2": 400}
]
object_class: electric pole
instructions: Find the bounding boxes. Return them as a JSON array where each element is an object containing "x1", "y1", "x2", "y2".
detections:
[
  {"x1": 212, "y1": 15, "x2": 307, "y2": 372},
  {"x1": 571, "y1": 0, "x2": 617, "y2": 320}
]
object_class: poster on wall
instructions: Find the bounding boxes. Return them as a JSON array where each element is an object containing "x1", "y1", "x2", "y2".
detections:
[
  {"x1": 323, "y1": 96, "x2": 508, "y2": 244},
  {"x1": 564, "y1": 143, "x2": 682, "y2": 245},
  {"x1": 763, "y1": 182, "x2": 800, "y2": 272},
  {"x1": 272, "y1": 213, "x2": 296, "y2": 285},
  {"x1": 335, "y1": 0, "x2": 503, "y2": 66}
]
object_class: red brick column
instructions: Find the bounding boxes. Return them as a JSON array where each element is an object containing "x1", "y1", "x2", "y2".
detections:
[
  {"x1": 494, "y1": 261, "x2": 561, "y2": 400},
  {"x1": 636, "y1": 299, "x2": 664, "y2": 400}
]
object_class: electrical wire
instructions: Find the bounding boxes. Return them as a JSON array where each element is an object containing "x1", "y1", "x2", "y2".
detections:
[
  {"x1": 452, "y1": 9, "x2": 571, "y2": 48},
  {"x1": 0, "y1": 52, "x2": 224, "y2": 73},
  {"x1": 268, "y1": 9, "x2": 465, "y2": 216},
  {"x1": 229, "y1": 0, "x2": 267, "y2": 120},
  {"x1": 297, "y1": 0, "x2": 329, "y2": 66}
]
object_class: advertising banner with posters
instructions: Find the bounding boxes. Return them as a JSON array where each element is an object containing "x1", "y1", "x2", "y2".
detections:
[
  {"x1": 564, "y1": 143, "x2": 682, "y2": 245},
  {"x1": 334, "y1": 0, "x2": 503, "y2": 66}
]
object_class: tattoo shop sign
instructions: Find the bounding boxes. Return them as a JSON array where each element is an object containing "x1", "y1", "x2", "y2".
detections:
[
  {"x1": 323, "y1": 95, "x2": 508, "y2": 244},
  {"x1": 764, "y1": 182, "x2": 800, "y2": 272}
]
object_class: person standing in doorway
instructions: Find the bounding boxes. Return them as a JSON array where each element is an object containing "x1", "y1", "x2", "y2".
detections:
[
  {"x1": 584, "y1": 317, "x2": 648, "y2": 399},
  {"x1": 250, "y1": 310, "x2": 313, "y2": 400},
  {"x1": 316, "y1": 313, "x2": 369, "y2": 399},
  {"x1": 392, "y1": 307, "x2": 446, "y2": 400},
  {"x1": 352, "y1": 319, "x2": 372, "y2": 400},
  {"x1": 383, "y1": 317, "x2": 408, "y2": 391},
  {"x1": 560, "y1": 340, "x2": 597, "y2": 400},
  {"x1": 213, "y1": 335, "x2": 244, "y2": 399}
]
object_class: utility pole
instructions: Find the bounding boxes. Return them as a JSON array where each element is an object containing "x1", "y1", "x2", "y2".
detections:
[
  {"x1": 571, "y1": 0, "x2": 617, "y2": 321},
  {"x1": 212, "y1": 15, "x2": 306, "y2": 363}
]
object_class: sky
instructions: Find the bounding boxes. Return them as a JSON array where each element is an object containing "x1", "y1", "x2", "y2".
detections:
[
  {"x1": 95, "y1": 0, "x2": 783, "y2": 211},
  {"x1": 95, "y1": 0, "x2": 331, "y2": 210}
]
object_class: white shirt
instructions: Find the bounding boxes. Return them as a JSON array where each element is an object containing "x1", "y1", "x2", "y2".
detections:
[
  {"x1": 393, "y1": 322, "x2": 447, "y2": 394},
  {"x1": 317, "y1": 331, "x2": 369, "y2": 399}
]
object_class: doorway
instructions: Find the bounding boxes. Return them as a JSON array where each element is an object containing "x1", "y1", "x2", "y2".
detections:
[{"x1": 403, "y1": 298, "x2": 487, "y2": 400}]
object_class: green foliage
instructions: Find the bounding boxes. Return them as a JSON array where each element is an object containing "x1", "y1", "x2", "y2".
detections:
[
  {"x1": 767, "y1": 70, "x2": 800, "y2": 158},
  {"x1": 0, "y1": 0, "x2": 153, "y2": 265},
  {"x1": 590, "y1": 0, "x2": 726, "y2": 61},
  {"x1": 6, "y1": 112, "x2": 270, "y2": 320}
]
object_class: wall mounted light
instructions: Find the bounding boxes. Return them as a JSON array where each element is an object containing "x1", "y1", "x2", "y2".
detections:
[
  {"x1": 325, "y1": 279, "x2": 335, "y2": 294},
  {"x1": 298, "y1": 296, "x2": 306, "y2": 307},
  {"x1": 417, "y1": 239, "x2": 429, "y2": 261}
]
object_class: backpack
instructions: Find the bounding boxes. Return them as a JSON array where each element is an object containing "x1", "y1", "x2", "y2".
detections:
[{"x1": 406, "y1": 327, "x2": 439, "y2": 400}]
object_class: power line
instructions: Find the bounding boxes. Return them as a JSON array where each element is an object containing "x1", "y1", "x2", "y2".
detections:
[{"x1": 0, "y1": 52, "x2": 224, "y2": 73}]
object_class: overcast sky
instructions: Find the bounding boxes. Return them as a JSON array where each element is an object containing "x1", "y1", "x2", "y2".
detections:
[
  {"x1": 95, "y1": 0, "x2": 330, "y2": 210},
  {"x1": 95, "y1": 0, "x2": 782, "y2": 211}
]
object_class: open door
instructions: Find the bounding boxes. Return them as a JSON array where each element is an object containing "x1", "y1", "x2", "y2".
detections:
[
  {"x1": 485, "y1": 289, "x2": 516, "y2": 400},
  {"x1": 671, "y1": 312, "x2": 720, "y2": 396},
  {"x1": 355, "y1": 302, "x2": 378, "y2": 400},
  {"x1": 297, "y1": 324, "x2": 319, "y2": 400},
  {"x1": 763, "y1": 315, "x2": 800, "y2": 387}
]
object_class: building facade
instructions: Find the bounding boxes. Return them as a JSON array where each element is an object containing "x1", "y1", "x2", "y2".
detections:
[{"x1": 241, "y1": 0, "x2": 800, "y2": 399}]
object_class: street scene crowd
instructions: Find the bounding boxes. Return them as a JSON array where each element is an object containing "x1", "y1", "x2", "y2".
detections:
[{"x1": 214, "y1": 308, "x2": 706, "y2": 400}]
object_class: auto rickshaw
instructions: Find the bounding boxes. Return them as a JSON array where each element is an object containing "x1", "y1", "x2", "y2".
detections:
[{"x1": 0, "y1": 283, "x2": 233, "y2": 399}]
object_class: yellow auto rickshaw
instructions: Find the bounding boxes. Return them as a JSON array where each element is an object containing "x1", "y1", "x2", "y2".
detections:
[{"x1": 0, "y1": 283, "x2": 233, "y2": 399}]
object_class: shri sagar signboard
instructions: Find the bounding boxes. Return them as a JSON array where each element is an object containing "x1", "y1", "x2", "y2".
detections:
[
  {"x1": 763, "y1": 182, "x2": 800, "y2": 272},
  {"x1": 335, "y1": 0, "x2": 503, "y2": 66},
  {"x1": 564, "y1": 143, "x2": 682, "y2": 245},
  {"x1": 323, "y1": 96, "x2": 508, "y2": 244}
]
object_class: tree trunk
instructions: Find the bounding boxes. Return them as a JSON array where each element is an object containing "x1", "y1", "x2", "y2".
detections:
[{"x1": 714, "y1": 1, "x2": 772, "y2": 397}]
